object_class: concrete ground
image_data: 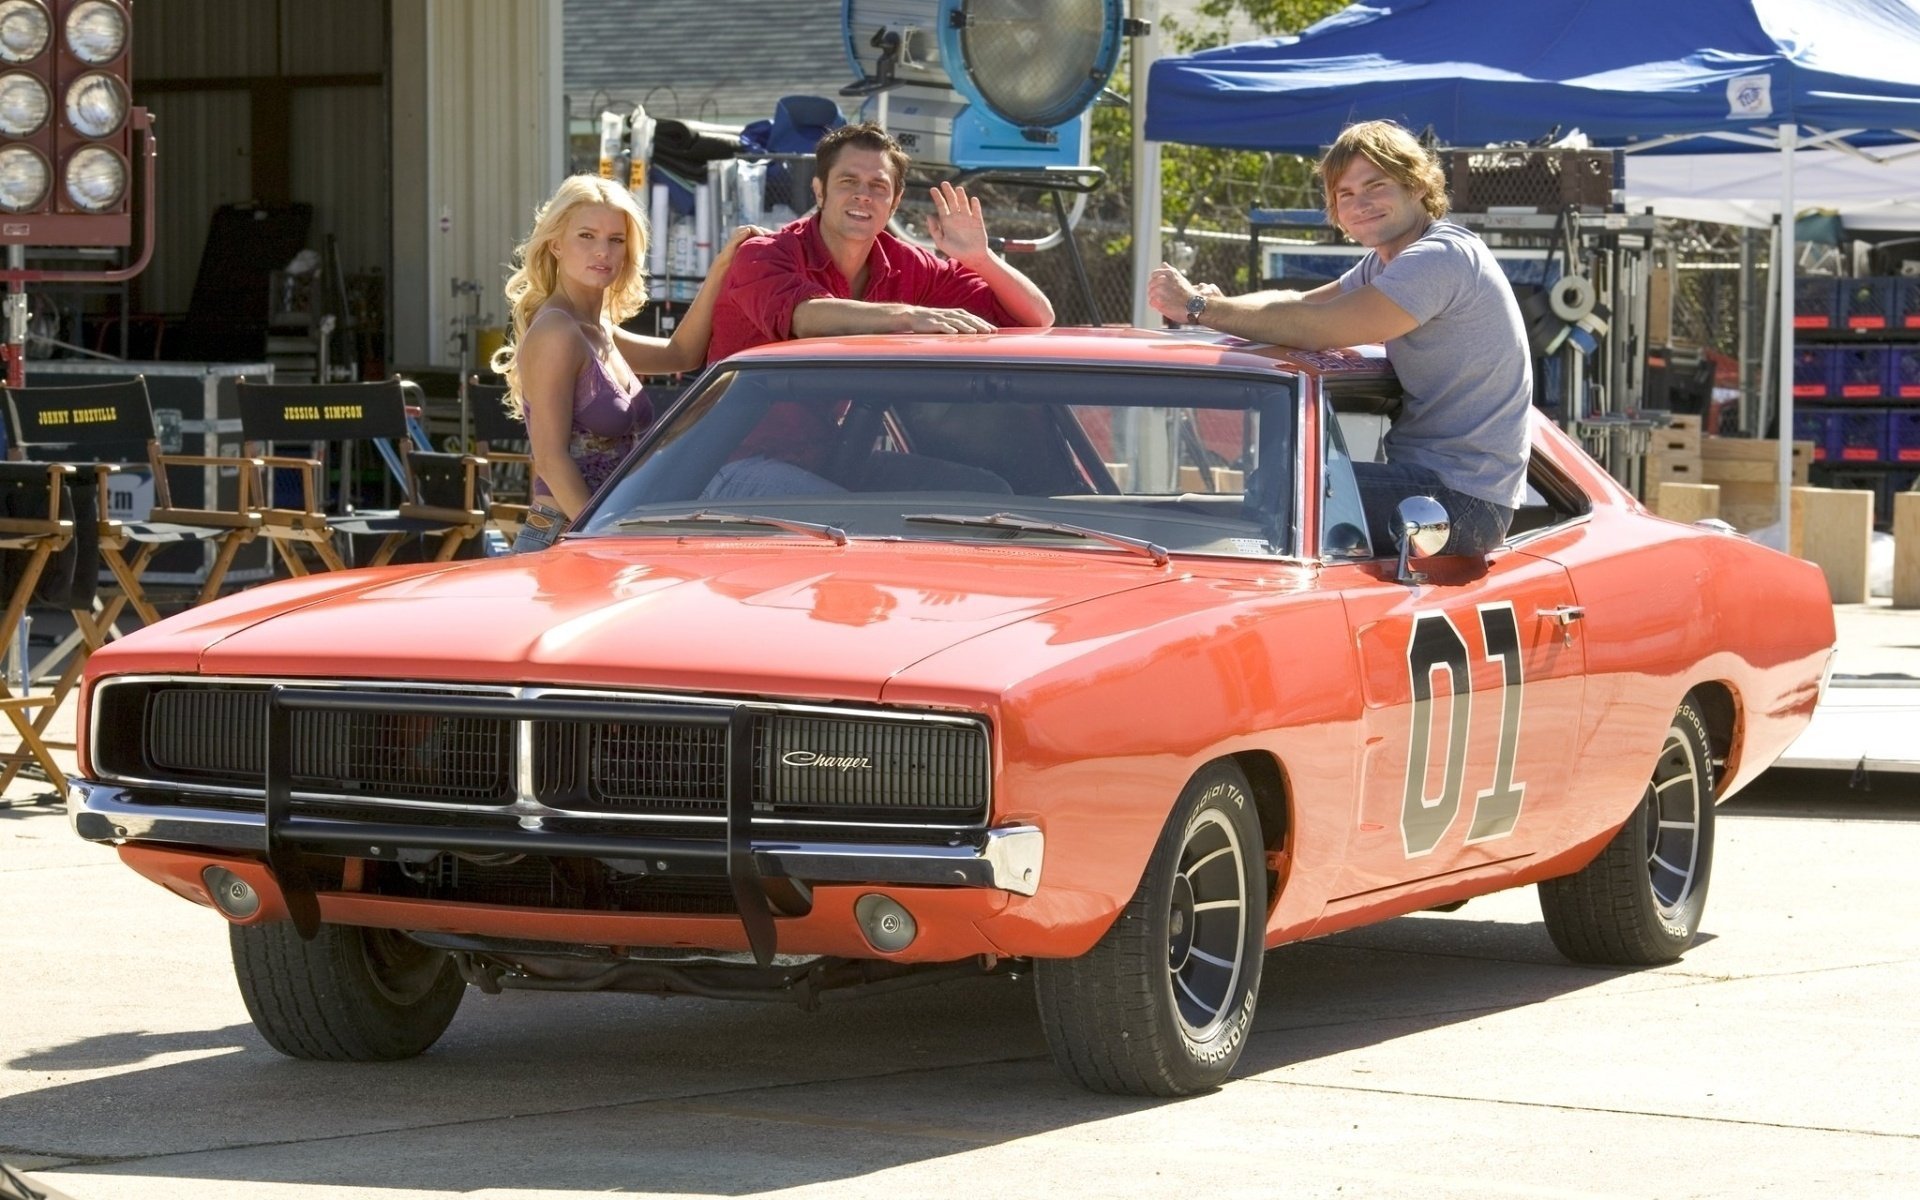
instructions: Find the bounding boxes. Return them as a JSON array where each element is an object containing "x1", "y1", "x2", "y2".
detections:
[
  {"x1": 0, "y1": 600, "x2": 1917, "y2": 1198},
  {"x1": 2, "y1": 773, "x2": 1916, "y2": 1200}
]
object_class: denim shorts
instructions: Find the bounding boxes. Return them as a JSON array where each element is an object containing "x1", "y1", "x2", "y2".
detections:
[{"x1": 511, "y1": 501, "x2": 569, "y2": 554}]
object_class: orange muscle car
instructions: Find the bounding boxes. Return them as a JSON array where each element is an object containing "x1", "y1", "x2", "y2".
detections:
[{"x1": 71, "y1": 329, "x2": 1836, "y2": 1095}]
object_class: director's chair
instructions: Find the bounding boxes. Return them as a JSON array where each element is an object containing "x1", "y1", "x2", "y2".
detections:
[
  {"x1": 236, "y1": 378, "x2": 492, "y2": 572},
  {"x1": 464, "y1": 376, "x2": 531, "y2": 540},
  {"x1": 0, "y1": 378, "x2": 265, "y2": 793},
  {"x1": 0, "y1": 460, "x2": 78, "y2": 793}
]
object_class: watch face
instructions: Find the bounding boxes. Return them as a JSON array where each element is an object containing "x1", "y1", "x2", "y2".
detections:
[{"x1": 1187, "y1": 294, "x2": 1207, "y2": 321}]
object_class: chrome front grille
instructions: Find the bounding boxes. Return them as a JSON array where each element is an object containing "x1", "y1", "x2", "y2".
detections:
[
  {"x1": 146, "y1": 686, "x2": 513, "y2": 805},
  {"x1": 98, "y1": 680, "x2": 991, "y2": 827}
]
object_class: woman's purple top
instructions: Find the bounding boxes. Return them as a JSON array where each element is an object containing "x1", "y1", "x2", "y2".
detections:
[{"x1": 529, "y1": 353, "x2": 652, "y2": 501}]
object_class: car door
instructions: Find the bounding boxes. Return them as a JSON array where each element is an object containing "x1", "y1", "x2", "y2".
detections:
[{"x1": 1327, "y1": 544, "x2": 1587, "y2": 903}]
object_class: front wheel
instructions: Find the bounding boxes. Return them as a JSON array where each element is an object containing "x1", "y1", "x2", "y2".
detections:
[
  {"x1": 231, "y1": 921, "x2": 466, "y2": 1060},
  {"x1": 1035, "y1": 760, "x2": 1267, "y2": 1096},
  {"x1": 1538, "y1": 696, "x2": 1717, "y2": 965}
]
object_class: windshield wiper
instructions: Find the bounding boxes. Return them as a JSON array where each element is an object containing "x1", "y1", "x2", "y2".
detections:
[
  {"x1": 902, "y1": 511, "x2": 1169, "y2": 566},
  {"x1": 615, "y1": 510, "x2": 848, "y2": 544}
]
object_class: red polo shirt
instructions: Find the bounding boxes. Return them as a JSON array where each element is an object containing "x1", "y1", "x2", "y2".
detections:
[{"x1": 705, "y1": 213, "x2": 1019, "y2": 364}]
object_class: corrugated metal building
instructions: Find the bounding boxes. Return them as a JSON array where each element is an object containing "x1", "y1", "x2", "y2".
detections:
[{"x1": 130, "y1": 0, "x2": 562, "y2": 372}]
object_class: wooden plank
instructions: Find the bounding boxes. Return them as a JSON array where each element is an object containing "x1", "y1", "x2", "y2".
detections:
[
  {"x1": 1895, "y1": 491, "x2": 1920, "y2": 608},
  {"x1": 1648, "y1": 265, "x2": 1673, "y2": 345},
  {"x1": 1664, "y1": 413, "x2": 1703, "y2": 434},
  {"x1": 1655, "y1": 482, "x2": 1720, "y2": 524},
  {"x1": 1701, "y1": 436, "x2": 1814, "y2": 463},
  {"x1": 1701, "y1": 457, "x2": 1812, "y2": 485},
  {"x1": 1793, "y1": 485, "x2": 1873, "y2": 602}
]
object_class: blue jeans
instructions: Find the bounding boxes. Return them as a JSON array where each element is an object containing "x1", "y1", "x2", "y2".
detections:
[
  {"x1": 511, "y1": 501, "x2": 568, "y2": 554},
  {"x1": 1352, "y1": 461, "x2": 1514, "y2": 558}
]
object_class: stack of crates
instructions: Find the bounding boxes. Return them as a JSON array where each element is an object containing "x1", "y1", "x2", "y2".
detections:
[{"x1": 1642, "y1": 414, "x2": 1702, "y2": 492}]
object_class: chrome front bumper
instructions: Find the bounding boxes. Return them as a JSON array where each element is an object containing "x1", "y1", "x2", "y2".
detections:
[{"x1": 68, "y1": 779, "x2": 1044, "y2": 896}]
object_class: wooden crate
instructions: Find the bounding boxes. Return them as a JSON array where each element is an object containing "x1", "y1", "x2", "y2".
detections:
[
  {"x1": 1645, "y1": 453, "x2": 1702, "y2": 487},
  {"x1": 1896, "y1": 491, "x2": 1920, "y2": 608}
]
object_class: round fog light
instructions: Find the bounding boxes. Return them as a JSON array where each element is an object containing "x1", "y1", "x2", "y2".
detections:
[
  {"x1": 202, "y1": 866, "x2": 261, "y2": 919},
  {"x1": 854, "y1": 893, "x2": 917, "y2": 953}
]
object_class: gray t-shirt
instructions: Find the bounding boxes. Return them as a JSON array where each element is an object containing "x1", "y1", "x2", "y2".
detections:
[{"x1": 1338, "y1": 220, "x2": 1531, "y2": 507}]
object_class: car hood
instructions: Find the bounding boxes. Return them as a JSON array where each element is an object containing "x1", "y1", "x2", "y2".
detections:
[{"x1": 155, "y1": 539, "x2": 1185, "y2": 701}]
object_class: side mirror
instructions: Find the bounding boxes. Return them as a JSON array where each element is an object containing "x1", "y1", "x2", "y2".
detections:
[{"x1": 1394, "y1": 495, "x2": 1450, "y2": 585}]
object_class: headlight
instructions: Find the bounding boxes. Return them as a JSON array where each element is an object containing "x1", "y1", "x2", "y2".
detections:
[
  {"x1": 0, "y1": 69, "x2": 47, "y2": 135},
  {"x1": 0, "y1": 144, "x2": 49, "y2": 212},
  {"x1": 63, "y1": 70, "x2": 124, "y2": 138},
  {"x1": 0, "y1": 0, "x2": 50, "y2": 64},
  {"x1": 62, "y1": 0, "x2": 124, "y2": 64},
  {"x1": 63, "y1": 144, "x2": 123, "y2": 210}
]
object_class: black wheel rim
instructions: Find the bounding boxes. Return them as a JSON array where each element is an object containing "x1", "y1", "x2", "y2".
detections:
[
  {"x1": 361, "y1": 927, "x2": 448, "y2": 1005},
  {"x1": 1644, "y1": 722, "x2": 1704, "y2": 919},
  {"x1": 1168, "y1": 807, "x2": 1249, "y2": 1041}
]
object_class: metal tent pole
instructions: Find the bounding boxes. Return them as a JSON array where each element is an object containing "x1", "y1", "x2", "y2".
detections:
[{"x1": 1776, "y1": 125, "x2": 1797, "y2": 542}]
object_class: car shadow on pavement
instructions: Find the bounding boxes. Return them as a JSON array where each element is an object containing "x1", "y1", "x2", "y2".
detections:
[
  {"x1": 1236, "y1": 913, "x2": 1686, "y2": 1077},
  {"x1": 3, "y1": 914, "x2": 1664, "y2": 1195},
  {"x1": 8, "y1": 1026, "x2": 258, "y2": 1072}
]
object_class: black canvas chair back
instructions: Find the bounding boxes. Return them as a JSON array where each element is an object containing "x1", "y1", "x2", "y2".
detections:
[
  {"x1": 466, "y1": 380, "x2": 520, "y2": 446},
  {"x1": 6, "y1": 378, "x2": 154, "y2": 463},
  {"x1": 236, "y1": 378, "x2": 410, "y2": 443}
]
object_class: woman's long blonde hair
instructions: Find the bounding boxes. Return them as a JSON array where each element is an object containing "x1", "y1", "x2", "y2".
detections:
[{"x1": 491, "y1": 175, "x2": 651, "y2": 418}]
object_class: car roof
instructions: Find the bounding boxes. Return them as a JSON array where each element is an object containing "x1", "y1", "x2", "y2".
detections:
[{"x1": 721, "y1": 326, "x2": 1395, "y2": 381}]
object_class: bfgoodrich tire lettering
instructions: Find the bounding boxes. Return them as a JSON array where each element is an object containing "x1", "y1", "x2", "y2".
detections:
[
  {"x1": 1538, "y1": 696, "x2": 1716, "y2": 965},
  {"x1": 231, "y1": 921, "x2": 465, "y2": 1061},
  {"x1": 1035, "y1": 760, "x2": 1267, "y2": 1096}
]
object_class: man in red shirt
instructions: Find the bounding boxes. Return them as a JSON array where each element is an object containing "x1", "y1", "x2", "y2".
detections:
[{"x1": 706, "y1": 123, "x2": 1055, "y2": 364}]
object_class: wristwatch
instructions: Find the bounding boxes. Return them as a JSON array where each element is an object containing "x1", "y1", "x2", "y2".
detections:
[{"x1": 1185, "y1": 292, "x2": 1210, "y2": 325}]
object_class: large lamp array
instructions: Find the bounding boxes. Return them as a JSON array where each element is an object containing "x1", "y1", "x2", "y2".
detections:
[{"x1": 0, "y1": 0, "x2": 133, "y2": 245}]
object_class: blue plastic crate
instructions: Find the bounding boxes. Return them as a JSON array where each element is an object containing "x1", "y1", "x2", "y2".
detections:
[
  {"x1": 1792, "y1": 346, "x2": 1840, "y2": 399},
  {"x1": 1835, "y1": 345, "x2": 1890, "y2": 399},
  {"x1": 1835, "y1": 407, "x2": 1889, "y2": 462},
  {"x1": 1889, "y1": 408, "x2": 1920, "y2": 463},
  {"x1": 1897, "y1": 276, "x2": 1920, "y2": 331},
  {"x1": 1794, "y1": 277, "x2": 1839, "y2": 330},
  {"x1": 1890, "y1": 345, "x2": 1920, "y2": 398},
  {"x1": 1838, "y1": 276, "x2": 1898, "y2": 331},
  {"x1": 1793, "y1": 408, "x2": 1838, "y2": 462}
]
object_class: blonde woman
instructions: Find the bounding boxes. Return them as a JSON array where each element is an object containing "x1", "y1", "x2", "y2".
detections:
[{"x1": 492, "y1": 175, "x2": 757, "y2": 550}]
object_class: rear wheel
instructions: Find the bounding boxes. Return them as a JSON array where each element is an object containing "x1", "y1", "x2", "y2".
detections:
[
  {"x1": 231, "y1": 921, "x2": 465, "y2": 1060},
  {"x1": 1035, "y1": 760, "x2": 1267, "y2": 1096},
  {"x1": 1539, "y1": 696, "x2": 1716, "y2": 964}
]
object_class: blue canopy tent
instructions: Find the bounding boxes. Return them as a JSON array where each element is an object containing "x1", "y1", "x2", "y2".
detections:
[{"x1": 1144, "y1": 0, "x2": 1920, "y2": 533}]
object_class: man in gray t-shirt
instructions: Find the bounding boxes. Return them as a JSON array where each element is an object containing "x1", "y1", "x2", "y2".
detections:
[{"x1": 1147, "y1": 120, "x2": 1532, "y2": 557}]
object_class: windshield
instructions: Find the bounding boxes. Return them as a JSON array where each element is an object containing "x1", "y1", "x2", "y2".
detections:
[{"x1": 578, "y1": 363, "x2": 1299, "y2": 559}]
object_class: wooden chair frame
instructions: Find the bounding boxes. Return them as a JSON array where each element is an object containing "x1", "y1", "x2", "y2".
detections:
[
  {"x1": 236, "y1": 379, "x2": 491, "y2": 572},
  {"x1": 465, "y1": 375, "x2": 530, "y2": 539}
]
